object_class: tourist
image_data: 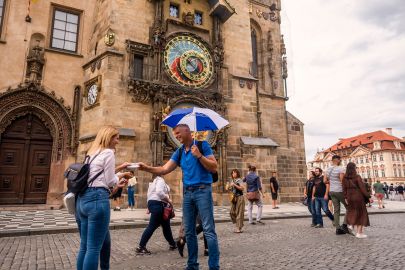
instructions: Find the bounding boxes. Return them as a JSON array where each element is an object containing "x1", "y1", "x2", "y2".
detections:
[
  {"x1": 311, "y1": 167, "x2": 334, "y2": 228},
  {"x1": 270, "y1": 171, "x2": 279, "y2": 209},
  {"x1": 304, "y1": 171, "x2": 316, "y2": 226},
  {"x1": 373, "y1": 180, "x2": 385, "y2": 209},
  {"x1": 127, "y1": 174, "x2": 137, "y2": 210},
  {"x1": 228, "y1": 169, "x2": 245, "y2": 233},
  {"x1": 342, "y1": 162, "x2": 370, "y2": 238},
  {"x1": 389, "y1": 184, "x2": 395, "y2": 200},
  {"x1": 383, "y1": 182, "x2": 389, "y2": 199},
  {"x1": 363, "y1": 179, "x2": 372, "y2": 207},
  {"x1": 325, "y1": 155, "x2": 349, "y2": 235},
  {"x1": 135, "y1": 176, "x2": 176, "y2": 254},
  {"x1": 244, "y1": 165, "x2": 265, "y2": 225},
  {"x1": 397, "y1": 184, "x2": 404, "y2": 200},
  {"x1": 76, "y1": 126, "x2": 131, "y2": 270},
  {"x1": 138, "y1": 124, "x2": 220, "y2": 270}
]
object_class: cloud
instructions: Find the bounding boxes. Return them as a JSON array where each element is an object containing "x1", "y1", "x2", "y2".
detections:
[{"x1": 281, "y1": 0, "x2": 405, "y2": 161}]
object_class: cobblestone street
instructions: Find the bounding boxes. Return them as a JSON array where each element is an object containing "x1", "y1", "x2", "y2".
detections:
[{"x1": 1, "y1": 213, "x2": 404, "y2": 270}]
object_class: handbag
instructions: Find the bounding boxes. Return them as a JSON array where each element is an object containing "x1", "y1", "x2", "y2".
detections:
[
  {"x1": 163, "y1": 203, "x2": 175, "y2": 220},
  {"x1": 348, "y1": 177, "x2": 371, "y2": 204},
  {"x1": 246, "y1": 191, "x2": 260, "y2": 201},
  {"x1": 162, "y1": 181, "x2": 175, "y2": 220}
]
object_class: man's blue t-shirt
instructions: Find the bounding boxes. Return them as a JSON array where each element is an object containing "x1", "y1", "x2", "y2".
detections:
[{"x1": 170, "y1": 141, "x2": 214, "y2": 187}]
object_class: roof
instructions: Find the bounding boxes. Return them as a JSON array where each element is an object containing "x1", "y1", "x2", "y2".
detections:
[
  {"x1": 240, "y1": 136, "x2": 279, "y2": 147},
  {"x1": 325, "y1": 130, "x2": 404, "y2": 152}
]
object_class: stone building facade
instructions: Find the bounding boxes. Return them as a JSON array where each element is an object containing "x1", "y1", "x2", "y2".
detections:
[
  {"x1": 308, "y1": 129, "x2": 405, "y2": 185},
  {"x1": 0, "y1": 0, "x2": 306, "y2": 208}
]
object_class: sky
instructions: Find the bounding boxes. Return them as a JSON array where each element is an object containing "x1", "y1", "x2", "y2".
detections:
[{"x1": 280, "y1": 0, "x2": 405, "y2": 161}]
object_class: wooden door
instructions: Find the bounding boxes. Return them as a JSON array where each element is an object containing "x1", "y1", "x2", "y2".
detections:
[{"x1": 0, "y1": 114, "x2": 52, "y2": 204}]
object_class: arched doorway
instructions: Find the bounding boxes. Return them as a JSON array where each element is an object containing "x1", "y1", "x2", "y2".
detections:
[{"x1": 0, "y1": 114, "x2": 52, "y2": 204}]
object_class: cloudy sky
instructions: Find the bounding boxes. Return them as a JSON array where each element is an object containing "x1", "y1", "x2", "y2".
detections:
[{"x1": 280, "y1": 0, "x2": 405, "y2": 161}]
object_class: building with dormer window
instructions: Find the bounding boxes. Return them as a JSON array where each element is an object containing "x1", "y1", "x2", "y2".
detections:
[{"x1": 308, "y1": 128, "x2": 405, "y2": 184}]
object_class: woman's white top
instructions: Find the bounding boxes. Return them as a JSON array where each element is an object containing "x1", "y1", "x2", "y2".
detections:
[
  {"x1": 147, "y1": 176, "x2": 170, "y2": 202},
  {"x1": 88, "y1": 149, "x2": 119, "y2": 189}
]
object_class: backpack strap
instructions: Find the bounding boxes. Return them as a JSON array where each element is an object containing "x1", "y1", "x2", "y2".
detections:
[{"x1": 177, "y1": 145, "x2": 183, "y2": 165}]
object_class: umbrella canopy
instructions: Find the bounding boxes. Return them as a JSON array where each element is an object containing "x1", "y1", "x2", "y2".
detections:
[{"x1": 161, "y1": 107, "x2": 229, "y2": 132}]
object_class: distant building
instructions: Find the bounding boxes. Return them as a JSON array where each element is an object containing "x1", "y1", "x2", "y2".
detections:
[{"x1": 308, "y1": 128, "x2": 405, "y2": 184}]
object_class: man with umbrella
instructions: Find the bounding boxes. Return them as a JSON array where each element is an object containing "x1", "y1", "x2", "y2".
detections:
[{"x1": 138, "y1": 107, "x2": 228, "y2": 270}]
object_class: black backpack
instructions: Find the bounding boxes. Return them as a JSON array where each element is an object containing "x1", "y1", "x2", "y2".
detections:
[
  {"x1": 64, "y1": 153, "x2": 104, "y2": 195},
  {"x1": 177, "y1": 141, "x2": 218, "y2": 183}
]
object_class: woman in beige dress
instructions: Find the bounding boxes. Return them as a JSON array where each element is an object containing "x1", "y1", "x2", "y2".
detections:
[{"x1": 228, "y1": 169, "x2": 245, "y2": 233}]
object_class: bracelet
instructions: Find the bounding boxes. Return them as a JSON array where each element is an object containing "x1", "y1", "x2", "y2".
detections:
[{"x1": 198, "y1": 155, "x2": 203, "y2": 160}]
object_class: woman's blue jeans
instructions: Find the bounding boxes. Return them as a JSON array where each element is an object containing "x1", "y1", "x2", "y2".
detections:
[
  {"x1": 127, "y1": 186, "x2": 135, "y2": 207},
  {"x1": 139, "y1": 200, "x2": 176, "y2": 248},
  {"x1": 75, "y1": 187, "x2": 111, "y2": 270},
  {"x1": 307, "y1": 198, "x2": 316, "y2": 225},
  {"x1": 314, "y1": 197, "x2": 334, "y2": 226},
  {"x1": 183, "y1": 185, "x2": 220, "y2": 270}
]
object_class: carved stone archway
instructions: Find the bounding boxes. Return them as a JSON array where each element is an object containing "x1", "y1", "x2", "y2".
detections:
[{"x1": 0, "y1": 83, "x2": 77, "y2": 161}]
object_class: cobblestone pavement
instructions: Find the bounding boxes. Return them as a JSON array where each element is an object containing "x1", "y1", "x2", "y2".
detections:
[
  {"x1": 2, "y1": 200, "x2": 404, "y2": 237},
  {"x1": 1, "y1": 213, "x2": 404, "y2": 270}
]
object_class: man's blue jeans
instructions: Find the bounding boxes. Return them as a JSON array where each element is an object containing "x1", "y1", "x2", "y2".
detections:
[
  {"x1": 76, "y1": 187, "x2": 111, "y2": 270},
  {"x1": 314, "y1": 197, "x2": 334, "y2": 226},
  {"x1": 183, "y1": 185, "x2": 220, "y2": 270},
  {"x1": 307, "y1": 198, "x2": 316, "y2": 225}
]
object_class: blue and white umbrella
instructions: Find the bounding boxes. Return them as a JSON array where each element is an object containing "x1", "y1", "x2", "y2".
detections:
[{"x1": 161, "y1": 107, "x2": 229, "y2": 132}]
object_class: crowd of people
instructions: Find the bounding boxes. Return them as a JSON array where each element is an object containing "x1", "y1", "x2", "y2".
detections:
[
  {"x1": 72, "y1": 124, "x2": 401, "y2": 270},
  {"x1": 305, "y1": 155, "x2": 372, "y2": 238}
]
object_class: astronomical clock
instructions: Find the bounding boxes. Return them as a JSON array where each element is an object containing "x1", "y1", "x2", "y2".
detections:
[{"x1": 163, "y1": 35, "x2": 214, "y2": 89}]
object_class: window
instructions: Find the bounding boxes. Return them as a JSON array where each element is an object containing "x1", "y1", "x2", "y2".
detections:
[
  {"x1": 360, "y1": 157, "x2": 363, "y2": 164},
  {"x1": 402, "y1": 154, "x2": 404, "y2": 162},
  {"x1": 372, "y1": 155, "x2": 376, "y2": 162},
  {"x1": 0, "y1": 0, "x2": 6, "y2": 36},
  {"x1": 396, "y1": 154, "x2": 400, "y2": 161},
  {"x1": 367, "y1": 170, "x2": 371, "y2": 178},
  {"x1": 392, "y1": 153, "x2": 395, "y2": 161},
  {"x1": 51, "y1": 8, "x2": 80, "y2": 52},
  {"x1": 394, "y1": 168, "x2": 397, "y2": 177},
  {"x1": 365, "y1": 156, "x2": 369, "y2": 163},
  {"x1": 194, "y1": 11, "x2": 203, "y2": 25},
  {"x1": 133, "y1": 55, "x2": 144, "y2": 79},
  {"x1": 374, "y1": 170, "x2": 379, "y2": 177},
  {"x1": 251, "y1": 28, "x2": 258, "y2": 78},
  {"x1": 381, "y1": 169, "x2": 385, "y2": 177},
  {"x1": 399, "y1": 169, "x2": 402, "y2": 177},
  {"x1": 380, "y1": 154, "x2": 384, "y2": 161},
  {"x1": 169, "y1": 3, "x2": 179, "y2": 18}
]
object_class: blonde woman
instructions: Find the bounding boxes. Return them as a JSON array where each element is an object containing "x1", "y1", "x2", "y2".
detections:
[
  {"x1": 76, "y1": 126, "x2": 131, "y2": 270},
  {"x1": 228, "y1": 169, "x2": 245, "y2": 233}
]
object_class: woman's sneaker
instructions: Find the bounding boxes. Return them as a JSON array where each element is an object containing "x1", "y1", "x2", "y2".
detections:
[
  {"x1": 355, "y1": 233, "x2": 367, "y2": 239},
  {"x1": 136, "y1": 247, "x2": 151, "y2": 255}
]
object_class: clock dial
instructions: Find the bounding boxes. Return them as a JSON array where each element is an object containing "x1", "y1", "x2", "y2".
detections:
[
  {"x1": 87, "y1": 84, "x2": 98, "y2": 106},
  {"x1": 164, "y1": 35, "x2": 214, "y2": 89}
]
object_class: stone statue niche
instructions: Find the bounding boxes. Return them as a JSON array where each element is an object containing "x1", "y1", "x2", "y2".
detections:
[{"x1": 25, "y1": 33, "x2": 46, "y2": 84}]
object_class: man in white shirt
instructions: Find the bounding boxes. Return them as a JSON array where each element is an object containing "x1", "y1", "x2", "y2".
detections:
[{"x1": 325, "y1": 155, "x2": 349, "y2": 235}]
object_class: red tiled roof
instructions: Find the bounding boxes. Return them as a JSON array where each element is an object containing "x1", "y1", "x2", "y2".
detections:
[{"x1": 325, "y1": 130, "x2": 404, "y2": 152}]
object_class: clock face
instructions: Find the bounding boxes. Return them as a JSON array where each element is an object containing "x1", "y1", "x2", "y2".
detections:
[
  {"x1": 164, "y1": 35, "x2": 214, "y2": 89},
  {"x1": 87, "y1": 84, "x2": 98, "y2": 105}
]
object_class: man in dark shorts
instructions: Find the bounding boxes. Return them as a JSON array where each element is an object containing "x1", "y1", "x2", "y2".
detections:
[{"x1": 270, "y1": 172, "x2": 279, "y2": 209}]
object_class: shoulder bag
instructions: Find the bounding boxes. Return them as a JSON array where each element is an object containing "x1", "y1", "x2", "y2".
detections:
[{"x1": 162, "y1": 182, "x2": 175, "y2": 220}]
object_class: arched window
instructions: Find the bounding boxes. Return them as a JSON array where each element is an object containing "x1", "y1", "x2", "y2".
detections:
[{"x1": 251, "y1": 28, "x2": 258, "y2": 78}]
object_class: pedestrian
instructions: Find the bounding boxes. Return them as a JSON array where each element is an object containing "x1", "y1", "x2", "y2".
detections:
[
  {"x1": 383, "y1": 182, "x2": 389, "y2": 199},
  {"x1": 373, "y1": 180, "x2": 385, "y2": 209},
  {"x1": 311, "y1": 167, "x2": 334, "y2": 228},
  {"x1": 138, "y1": 124, "x2": 220, "y2": 270},
  {"x1": 397, "y1": 184, "x2": 404, "y2": 201},
  {"x1": 270, "y1": 171, "x2": 279, "y2": 209},
  {"x1": 244, "y1": 165, "x2": 265, "y2": 225},
  {"x1": 342, "y1": 162, "x2": 370, "y2": 238},
  {"x1": 304, "y1": 171, "x2": 316, "y2": 227},
  {"x1": 363, "y1": 179, "x2": 372, "y2": 207},
  {"x1": 324, "y1": 155, "x2": 350, "y2": 235},
  {"x1": 135, "y1": 176, "x2": 176, "y2": 254},
  {"x1": 389, "y1": 184, "x2": 395, "y2": 200},
  {"x1": 177, "y1": 216, "x2": 209, "y2": 257},
  {"x1": 127, "y1": 175, "x2": 137, "y2": 210},
  {"x1": 75, "y1": 126, "x2": 131, "y2": 270},
  {"x1": 228, "y1": 169, "x2": 245, "y2": 233}
]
